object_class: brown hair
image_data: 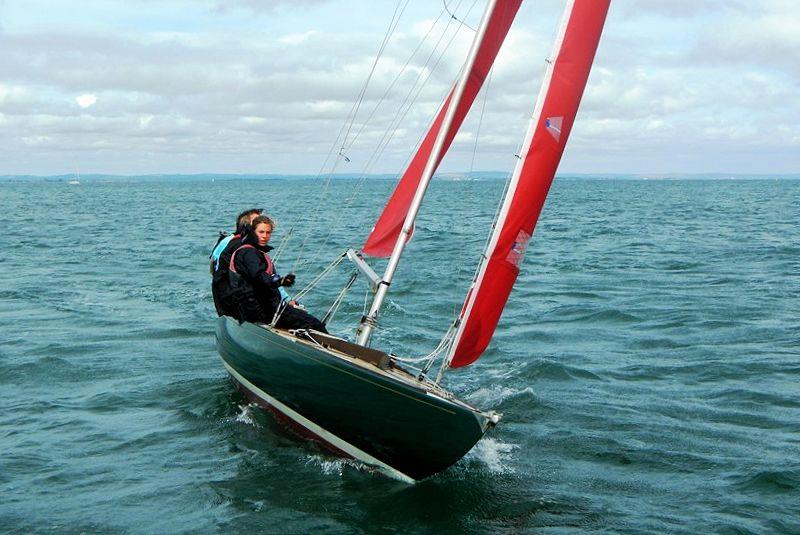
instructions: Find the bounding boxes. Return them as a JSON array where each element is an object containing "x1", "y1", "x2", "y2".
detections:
[
  {"x1": 235, "y1": 208, "x2": 262, "y2": 232},
  {"x1": 251, "y1": 215, "x2": 275, "y2": 231}
]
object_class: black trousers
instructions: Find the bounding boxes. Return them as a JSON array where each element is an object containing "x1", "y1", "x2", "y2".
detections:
[
  {"x1": 230, "y1": 290, "x2": 327, "y2": 334},
  {"x1": 274, "y1": 305, "x2": 328, "y2": 333}
]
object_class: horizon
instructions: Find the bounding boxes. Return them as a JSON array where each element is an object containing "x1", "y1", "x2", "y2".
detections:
[{"x1": 4, "y1": 171, "x2": 800, "y2": 182}]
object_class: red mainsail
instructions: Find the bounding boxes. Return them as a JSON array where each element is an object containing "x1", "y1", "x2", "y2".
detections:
[
  {"x1": 449, "y1": 0, "x2": 611, "y2": 368},
  {"x1": 362, "y1": 0, "x2": 523, "y2": 258}
]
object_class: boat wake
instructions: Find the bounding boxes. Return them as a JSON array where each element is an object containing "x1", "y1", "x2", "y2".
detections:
[
  {"x1": 304, "y1": 454, "x2": 372, "y2": 479},
  {"x1": 467, "y1": 437, "x2": 518, "y2": 474},
  {"x1": 232, "y1": 403, "x2": 261, "y2": 427},
  {"x1": 305, "y1": 455, "x2": 347, "y2": 477},
  {"x1": 467, "y1": 385, "x2": 537, "y2": 407}
]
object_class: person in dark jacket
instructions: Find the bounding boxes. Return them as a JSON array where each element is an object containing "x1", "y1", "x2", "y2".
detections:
[
  {"x1": 229, "y1": 215, "x2": 327, "y2": 333},
  {"x1": 211, "y1": 208, "x2": 262, "y2": 315}
]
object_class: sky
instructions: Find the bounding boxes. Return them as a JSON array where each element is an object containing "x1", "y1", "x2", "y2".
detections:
[{"x1": 1, "y1": 0, "x2": 798, "y2": 176}]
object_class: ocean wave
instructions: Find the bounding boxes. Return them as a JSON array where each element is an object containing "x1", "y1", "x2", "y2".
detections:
[
  {"x1": 733, "y1": 470, "x2": 800, "y2": 493},
  {"x1": 465, "y1": 437, "x2": 519, "y2": 475}
]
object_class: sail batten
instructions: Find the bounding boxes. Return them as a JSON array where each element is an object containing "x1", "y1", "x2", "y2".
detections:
[
  {"x1": 362, "y1": 0, "x2": 523, "y2": 258},
  {"x1": 448, "y1": 0, "x2": 611, "y2": 368}
]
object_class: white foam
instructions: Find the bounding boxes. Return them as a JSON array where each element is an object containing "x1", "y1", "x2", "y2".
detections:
[
  {"x1": 307, "y1": 456, "x2": 346, "y2": 477},
  {"x1": 305, "y1": 454, "x2": 373, "y2": 479},
  {"x1": 467, "y1": 385, "x2": 535, "y2": 406},
  {"x1": 233, "y1": 403, "x2": 261, "y2": 427},
  {"x1": 469, "y1": 437, "x2": 518, "y2": 474}
]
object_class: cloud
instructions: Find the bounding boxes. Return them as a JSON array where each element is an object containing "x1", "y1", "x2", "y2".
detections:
[
  {"x1": 76, "y1": 93, "x2": 97, "y2": 108},
  {"x1": 210, "y1": 0, "x2": 328, "y2": 14},
  {"x1": 278, "y1": 30, "x2": 317, "y2": 46},
  {"x1": 618, "y1": 0, "x2": 749, "y2": 18},
  {"x1": 0, "y1": 0, "x2": 798, "y2": 175}
]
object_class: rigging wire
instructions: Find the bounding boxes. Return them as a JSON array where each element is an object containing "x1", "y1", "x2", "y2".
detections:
[
  {"x1": 298, "y1": 4, "x2": 453, "y2": 267},
  {"x1": 443, "y1": 0, "x2": 477, "y2": 31},
  {"x1": 281, "y1": 0, "x2": 482, "y2": 363},
  {"x1": 271, "y1": 252, "x2": 348, "y2": 327},
  {"x1": 342, "y1": 6, "x2": 449, "y2": 153},
  {"x1": 290, "y1": 0, "x2": 409, "y2": 272},
  {"x1": 271, "y1": 225, "x2": 294, "y2": 263},
  {"x1": 302, "y1": 0, "x2": 480, "y2": 268},
  {"x1": 362, "y1": 0, "x2": 477, "y2": 176},
  {"x1": 339, "y1": 0, "x2": 412, "y2": 153},
  {"x1": 292, "y1": 252, "x2": 347, "y2": 303},
  {"x1": 356, "y1": 0, "x2": 481, "y2": 212},
  {"x1": 321, "y1": 271, "x2": 358, "y2": 326},
  {"x1": 468, "y1": 65, "x2": 493, "y2": 177}
]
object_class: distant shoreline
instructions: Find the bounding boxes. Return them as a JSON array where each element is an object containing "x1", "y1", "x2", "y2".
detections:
[{"x1": 1, "y1": 172, "x2": 799, "y2": 183}]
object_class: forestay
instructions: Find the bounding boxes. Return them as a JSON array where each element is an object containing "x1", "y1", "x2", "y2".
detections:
[{"x1": 448, "y1": 0, "x2": 611, "y2": 368}]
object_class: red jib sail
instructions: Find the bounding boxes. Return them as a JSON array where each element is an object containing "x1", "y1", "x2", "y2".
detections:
[
  {"x1": 362, "y1": 0, "x2": 523, "y2": 258},
  {"x1": 449, "y1": 0, "x2": 611, "y2": 368}
]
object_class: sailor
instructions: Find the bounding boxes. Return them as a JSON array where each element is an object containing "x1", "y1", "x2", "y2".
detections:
[
  {"x1": 210, "y1": 208, "x2": 262, "y2": 316},
  {"x1": 229, "y1": 215, "x2": 327, "y2": 333}
]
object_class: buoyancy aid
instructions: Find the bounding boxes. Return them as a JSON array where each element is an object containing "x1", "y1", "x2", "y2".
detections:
[
  {"x1": 211, "y1": 233, "x2": 243, "y2": 316},
  {"x1": 210, "y1": 232, "x2": 236, "y2": 272},
  {"x1": 226, "y1": 244, "x2": 281, "y2": 323}
]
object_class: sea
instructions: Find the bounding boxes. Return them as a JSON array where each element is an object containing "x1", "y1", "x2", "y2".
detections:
[{"x1": 0, "y1": 176, "x2": 798, "y2": 534}]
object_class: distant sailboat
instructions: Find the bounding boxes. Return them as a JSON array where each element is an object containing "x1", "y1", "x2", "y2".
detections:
[
  {"x1": 216, "y1": 0, "x2": 611, "y2": 482},
  {"x1": 68, "y1": 169, "x2": 80, "y2": 185}
]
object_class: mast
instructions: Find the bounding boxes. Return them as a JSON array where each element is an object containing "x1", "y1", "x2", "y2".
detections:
[{"x1": 356, "y1": 0, "x2": 502, "y2": 347}]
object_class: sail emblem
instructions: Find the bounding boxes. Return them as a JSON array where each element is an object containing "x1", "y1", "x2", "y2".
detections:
[
  {"x1": 545, "y1": 116, "x2": 563, "y2": 142},
  {"x1": 506, "y1": 229, "x2": 532, "y2": 268}
]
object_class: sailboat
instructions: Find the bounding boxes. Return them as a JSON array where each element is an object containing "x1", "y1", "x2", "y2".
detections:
[{"x1": 216, "y1": 0, "x2": 610, "y2": 482}]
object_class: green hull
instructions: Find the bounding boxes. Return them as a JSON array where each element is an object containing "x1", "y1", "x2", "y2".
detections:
[{"x1": 215, "y1": 317, "x2": 497, "y2": 481}]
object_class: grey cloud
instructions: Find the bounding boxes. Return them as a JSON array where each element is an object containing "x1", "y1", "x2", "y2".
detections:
[{"x1": 2, "y1": 1, "x2": 799, "y2": 175}]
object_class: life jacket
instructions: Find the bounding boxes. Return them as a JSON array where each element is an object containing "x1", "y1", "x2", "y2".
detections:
[
  {"x1": 211, "y1": 233, "x2": 243, "y2": 316},
  {"x1": 225, "y1": 244, "x2": 279, "y2": 323},
  {"x1": 210, "y1": 232, "x2": 240, "y2": 273},
  {"x1": 229, "y1": 243, "x2": 275, "y2": 277}
]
